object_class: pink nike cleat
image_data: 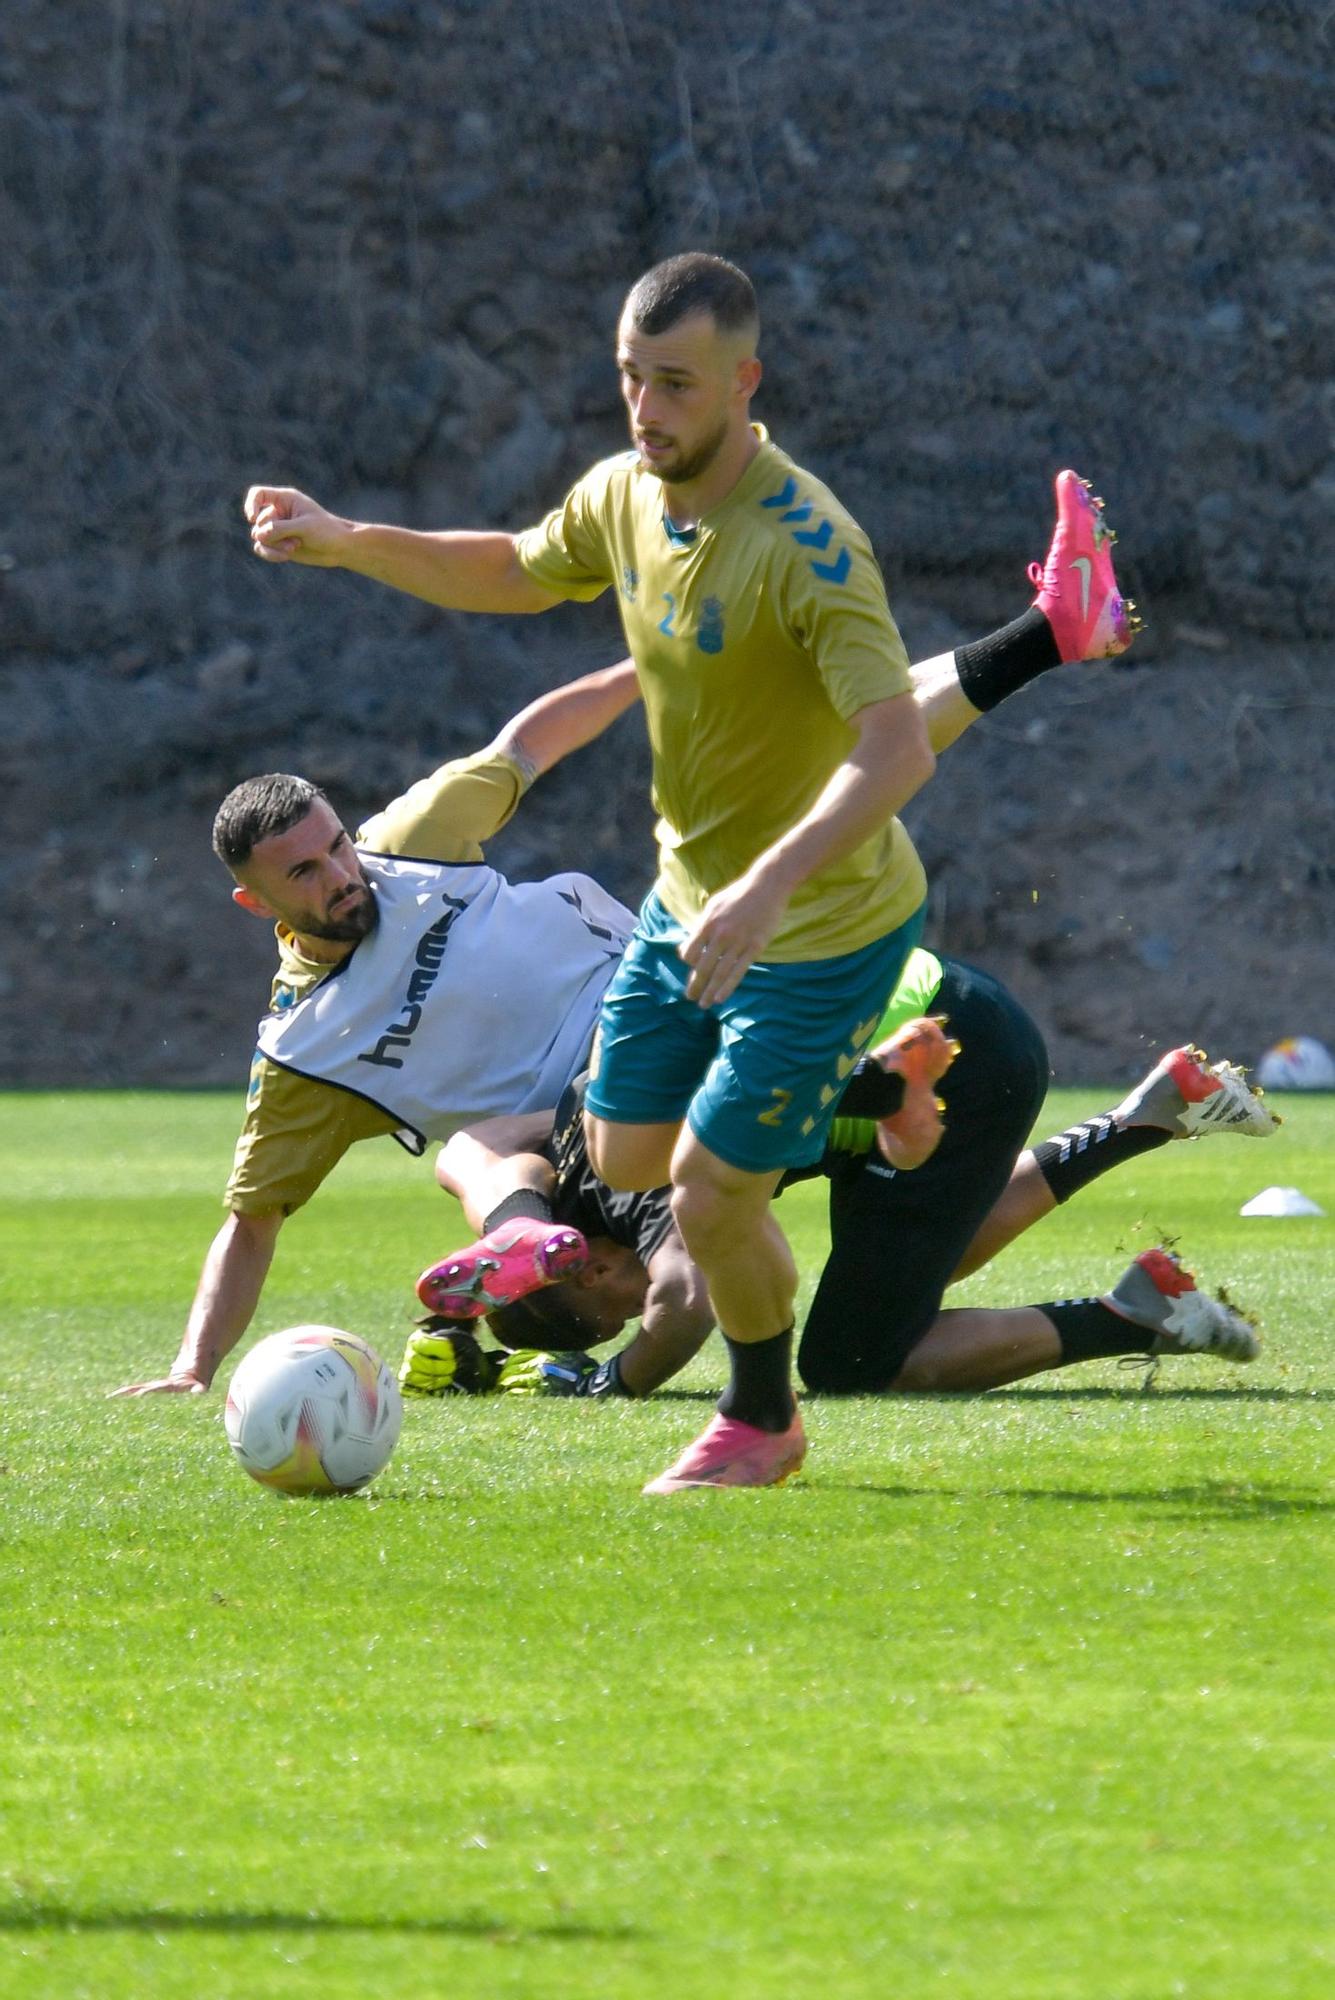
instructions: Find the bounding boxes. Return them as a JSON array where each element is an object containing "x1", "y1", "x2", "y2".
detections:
[
  {"x1": 643, "y1": 1410, "x2": 808, "y2": 1494},
  {"x1": 416, "y1": 1220, "x2": 589, "y2": 1321},
  {"x1": 1028, "y1": 468, "x2": 1141, "y2": 660},
  {"x1": 871, "y1": 1014, "x2": 961, "y2": 1171}
]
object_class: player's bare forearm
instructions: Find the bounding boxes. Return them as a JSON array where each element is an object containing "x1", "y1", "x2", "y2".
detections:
[
  {"x1": 244, "y1": 485, "x2": 559, "y2": 613},
  {"x1": 759, "y1": 690, "x2": 935, "y2": 894},
  {"x1": 615, "y1": 1236, "x2": 714, "y2": 1395},
  {"x1": 681, "y1": 690, "x2": 935, "y2": 1005},
  {"x1": 435, "y1": 1116, "x2": 557, "y2": 1232},
  {"x1": 165, "y1": 1210, "x2": 282, "y2": 1393},
  {"x1": 343, "y1": 525, "x2": 560, "y2": 612},
  {"x1": 494, "y1": 661, "x2": 642, "y2": 778}
]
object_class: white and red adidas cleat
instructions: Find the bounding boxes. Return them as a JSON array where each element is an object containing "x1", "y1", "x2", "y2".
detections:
[
  {"x1": 1103, "y1": 1247, "x2": 1260, "y2": 1362},
  {"x1": 1113, "y1": 1045, "x2": 1280, "y2": 1139},
  {"x1": 415, "y1": 1221, "x2": 589, "y2": 1321},
  {"x1": 1028, "y1": 468, "x2": 1141, "y2": 660}
]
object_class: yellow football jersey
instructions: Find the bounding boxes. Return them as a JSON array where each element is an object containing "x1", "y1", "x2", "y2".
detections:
[
  {"x1": 224, "y1": 746, "x2": 529, "y2": 1215},
  {"x1": 515, "y1": 427, "x2": 925, "y2": 960}
]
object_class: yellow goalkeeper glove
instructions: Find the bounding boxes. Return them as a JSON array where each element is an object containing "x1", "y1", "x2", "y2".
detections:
[
  {"x1": 496, "y1": 1349, "x2": 628, "y2": 1397},
  {"x1": 399, "y1": 1324, "x2": 503, "y2": 1396}
]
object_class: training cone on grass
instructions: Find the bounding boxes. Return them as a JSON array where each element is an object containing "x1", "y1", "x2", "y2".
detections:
[{"x1": 1239, "y1": 1186, "x2": 1325, "y2": 1218}]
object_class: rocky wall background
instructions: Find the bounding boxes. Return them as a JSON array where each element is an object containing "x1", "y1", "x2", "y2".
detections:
[{"x1": 1, "y1": 0, "x2": 1331, "y2": 1087}]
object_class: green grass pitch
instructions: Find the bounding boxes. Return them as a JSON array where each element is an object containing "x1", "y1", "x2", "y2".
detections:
[{"x1": 1, "y1": 1089, "x2": 1332, "y2": 1999}]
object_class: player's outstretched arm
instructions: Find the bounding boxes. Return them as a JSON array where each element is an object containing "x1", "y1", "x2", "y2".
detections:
[
  {"x1": 111, "y1": 1209, "x2": 283, "y2": 1397},
  {"x1": 493, "y1": 661, "x2": 642, "y2": 779},
  {"x1": 243, "y1": 485, "x2": 560, "y2": 614}
]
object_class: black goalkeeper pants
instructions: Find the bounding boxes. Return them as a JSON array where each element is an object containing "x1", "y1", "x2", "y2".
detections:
[{"x1": 796, "y1": 957, "x2": 1050, "y2": 1394}]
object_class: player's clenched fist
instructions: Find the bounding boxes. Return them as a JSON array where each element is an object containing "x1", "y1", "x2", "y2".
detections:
[
  {"x1": 244, "y1": 485, "x2": 349, "y2": 567},
  {"x1": 398, "y1": 1325, "x2": 501, "y2": 1396}
]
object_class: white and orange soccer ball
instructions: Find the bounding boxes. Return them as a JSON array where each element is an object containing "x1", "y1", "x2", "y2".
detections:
[{"x1": 224, "y1": 1326, "x2": 402, "y2": 1495}]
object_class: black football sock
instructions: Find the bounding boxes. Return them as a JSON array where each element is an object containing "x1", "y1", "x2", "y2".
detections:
[
  {"x1": 954, "y1": 608, "x2": 1062, "y2": 714},
  {"x1": 836, "y1": 1058, "x2": 907, "y2": 1120},
  {"x1": 718, "y1": 1328, "x2": 796, "y2": 1433},
  {"x1": 1032, "y1": 1117, "x2": 1169, "y2": 1205},
  {"x1": 483, "y1": 1188, "x2": 556, "y2": 1233},
  {"x1": 1042, "y1": 1298, "x2": 1154, "y2": 1363}
]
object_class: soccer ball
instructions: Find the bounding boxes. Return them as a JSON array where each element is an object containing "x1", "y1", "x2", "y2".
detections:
[
  {"x1": 1255, "y1": 1036, "x2": 1335, "y2": 1092},
  {"x1": 224, "y1": 1326, "x2": 403, "y2": 1495}
]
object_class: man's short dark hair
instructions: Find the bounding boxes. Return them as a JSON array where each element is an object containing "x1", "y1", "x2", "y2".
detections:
[
  {"x1": 212, "y1": 773, "x2": 330, "y2": 870},
  {"x1": 487, "y1": 1285, "x2": 595, "y2": 1352},
  {"x1": 623, "y1": 252, "x2": 758, "y2": 340}
]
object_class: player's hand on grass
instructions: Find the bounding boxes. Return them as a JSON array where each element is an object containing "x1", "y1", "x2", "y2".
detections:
[
  {"x1": 109, "y1": 1370, "x2": 210, "y2": 1398},
  {"x1": 496, "y1": 1349, "x2": 603, "y2": 1397},
  {"x1": 399, "y1": 1324, "x2": 502, "y2": 1396},
  {"x1": 244, "y1": 485, "x2": 350, "y2": 568},
  {"x1": 680, "y1": 868, "x2": 790, "y2": 1007}
]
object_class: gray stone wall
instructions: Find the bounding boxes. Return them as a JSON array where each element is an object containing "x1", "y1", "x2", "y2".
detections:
[{"x1": 2, "y1": 1, "x2": 1331, "y2": 1084}]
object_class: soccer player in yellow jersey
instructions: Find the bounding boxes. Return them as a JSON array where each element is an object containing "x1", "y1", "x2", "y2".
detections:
[
  {"x1": 243, "y1": 255, "x2": 1138, "y2": 1490},
  {"x1": 535, "y1": 256, "x2": 937, "y2": 1492},
  {"x1": 245, "y1": 254, "x2": 933, "y2": 1490}
]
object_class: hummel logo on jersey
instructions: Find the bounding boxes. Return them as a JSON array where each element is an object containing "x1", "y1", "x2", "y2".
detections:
[
  {"x1": 621, "y1": 566, "x2": 639, "y2": 603},
  {"x1": 761, "y1": 476, "x2": 799, "y2": 511},
  {"x1": 357, "y1": 894, "x2": 468, "y2": 1070},
  {"x1": 1070, "y1": 555, "x2": 1092, "y2": 618},
  {"x1": 761, "y1": 477, "x2": 851, "y2": 586},
  {"x1": 556, "y1": 884, "x2": 621, "y2": 948}
]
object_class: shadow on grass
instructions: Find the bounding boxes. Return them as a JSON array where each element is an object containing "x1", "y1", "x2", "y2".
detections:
[
  {"x1": 975, "y1": 1386, "x2": 1335, "y2": 1404},
  {"x1": 644, "y1": 1387, "x2": 721, "y2": 1403},
  {"x1": 840, "y1": 1479, "x2": 1335, "y2": 1517},
  {"x1": 562, "y1": 1386, "x2": 1335, "y2": 1406},
  {"x1": 0, "y1": 1903, "x2": 638, "y2": 1943}
]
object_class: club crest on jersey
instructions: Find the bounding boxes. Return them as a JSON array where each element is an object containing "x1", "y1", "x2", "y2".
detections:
[
  {"x1": 696, "y1": 596, "x2": 726, "y2": 655},
  {"x1": 621, "y1": 566, "x2": 639, "y2": 603}
]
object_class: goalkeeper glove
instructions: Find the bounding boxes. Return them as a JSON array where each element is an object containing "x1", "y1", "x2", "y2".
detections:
[
  {"x1": 399, "y1": 1323, "x2": 504, "y2": 1396},
  {"x1": 495, "y1": 1349, "x2": 630, "y2": 1398}
]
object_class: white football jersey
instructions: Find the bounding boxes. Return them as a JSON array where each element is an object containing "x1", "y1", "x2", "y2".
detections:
[{"x1": 256, "y1": 854, "x2": 633, "y2": 1152}]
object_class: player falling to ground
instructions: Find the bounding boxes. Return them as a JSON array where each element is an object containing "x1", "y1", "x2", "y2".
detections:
[
  {"x1": 243, "y1": 252, "x2": 1139, "y2": 1490},
  {"x1": 112, "y1": 664, "x2": 640, "y2": 1396},
  {"x1": 113, "y1": 507, "x2": 1124, "y2": 1409},
  {"x1": 399, "y1": 957, "x2": 1274, "y2": 1438}
]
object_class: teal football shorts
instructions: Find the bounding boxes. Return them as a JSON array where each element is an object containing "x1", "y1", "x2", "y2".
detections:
[{"x1": 583, "y1": 893, "x2": 926, "y2": 1174}]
